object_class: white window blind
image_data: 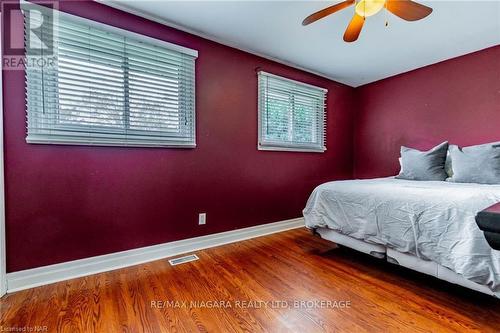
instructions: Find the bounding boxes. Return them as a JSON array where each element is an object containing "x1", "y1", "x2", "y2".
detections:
[
  {"x1": 24, "y1": 5, "x2": 197, "y2": 147},
  {"x1": 258, "y1": 71, "x2": 327, "y2": 152}
]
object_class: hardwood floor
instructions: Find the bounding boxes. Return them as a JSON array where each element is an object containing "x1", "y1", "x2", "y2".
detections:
[{"x1": 1, "y1": 228, "x2": 500, "y2": 332}]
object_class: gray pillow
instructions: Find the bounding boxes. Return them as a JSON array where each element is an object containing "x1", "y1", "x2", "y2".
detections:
[
  {"x1": 396, "y1": 142, "x2": 449, "y2": 181},
  {"x1": 448, "y1": 143, "x2": 500, "y2": 184}
]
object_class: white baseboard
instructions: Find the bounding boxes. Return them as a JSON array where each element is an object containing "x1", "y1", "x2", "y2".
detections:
[{"x1": 6, "y1": 217, "x2": 304, "y2": 293}]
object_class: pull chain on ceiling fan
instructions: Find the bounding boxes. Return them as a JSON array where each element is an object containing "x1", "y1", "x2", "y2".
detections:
[{"x1": 302, "y1": 0, "x2": 433, "y2": 42}]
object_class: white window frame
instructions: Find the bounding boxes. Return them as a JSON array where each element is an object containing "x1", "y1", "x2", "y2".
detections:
[
  {"x1": 0, "y1": 14, "x2": 6, "y2": 297},
  {"x1": 257, "y1": 71, "x2": 327, "y2": 153},
  {"x1": 23, "y1": 3, "x2": 198, "y2": 148}
]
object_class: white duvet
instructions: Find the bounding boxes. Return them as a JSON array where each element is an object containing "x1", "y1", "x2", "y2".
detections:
[{"x1": 303, "y1": 178, "x2": 500, "y2": 292}]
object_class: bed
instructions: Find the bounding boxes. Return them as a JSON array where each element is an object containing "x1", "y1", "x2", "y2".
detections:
[{"x1": 303, "y1": 177, "x2": 500, "y2": 297}]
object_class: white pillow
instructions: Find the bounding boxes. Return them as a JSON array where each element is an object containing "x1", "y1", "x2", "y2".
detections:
[{"x1": 444, "y1": 146, "x2": 455, "y2": 180}]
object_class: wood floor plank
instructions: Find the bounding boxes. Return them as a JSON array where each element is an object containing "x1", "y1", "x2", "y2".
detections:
[{"x1": 1, "y1": 228, "x2": 500, "y2": 332}]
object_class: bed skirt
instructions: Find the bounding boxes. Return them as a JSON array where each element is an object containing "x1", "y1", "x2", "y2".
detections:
[{"x1": 314, "y1": 227, "x2": 498, "y2": 298}]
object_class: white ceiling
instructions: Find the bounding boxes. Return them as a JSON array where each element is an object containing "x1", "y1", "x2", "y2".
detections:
[{"x1": 103, "y1": 0, "x2": 500, "y2": 87}]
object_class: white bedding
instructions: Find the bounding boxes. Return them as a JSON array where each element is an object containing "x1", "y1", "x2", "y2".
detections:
[{"x1": 303, "y1": 178, "x2": 500, "y2": 292}]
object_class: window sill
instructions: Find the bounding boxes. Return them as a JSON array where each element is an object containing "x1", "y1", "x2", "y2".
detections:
[
  {"x1": 26, "y1": 136, "x2": 196, "y2": 149},
  {"x1": 258, "y1": 145, "x2": 326, "y2": 153}
]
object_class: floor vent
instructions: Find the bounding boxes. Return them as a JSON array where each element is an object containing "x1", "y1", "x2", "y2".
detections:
[{"x1": 168, "y1": 254, "x2": 199, "y2": 266}]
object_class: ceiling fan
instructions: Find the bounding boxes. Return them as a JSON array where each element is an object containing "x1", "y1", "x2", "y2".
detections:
[{"x1": 302, "y1": 0, "x2": 433, "y2": 42}]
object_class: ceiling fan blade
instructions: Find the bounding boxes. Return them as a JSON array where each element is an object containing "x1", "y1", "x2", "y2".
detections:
[
  {"x1": 386, "y1": 0, "x2": 433, "y2": 21},
  {"x1": 302, "y1": 0, "x2": 355, "y2": 26},
  {"x1": 343, "y1": 13, "x2": 365, "y2": 42}
]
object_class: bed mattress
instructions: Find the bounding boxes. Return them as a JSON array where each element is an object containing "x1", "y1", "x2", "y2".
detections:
[{"x1": 303, "y1": 178, "x2": 500, "y2": 292}]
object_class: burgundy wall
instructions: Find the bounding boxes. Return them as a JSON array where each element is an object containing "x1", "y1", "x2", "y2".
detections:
[
  {"x1": 354, "y1": 46, "x2": 500, "y2": 179},
  {"x1": 3, "y1": 1, "x2": 356, "y2": 272}
]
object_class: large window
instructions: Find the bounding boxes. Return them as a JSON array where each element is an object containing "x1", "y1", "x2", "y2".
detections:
[
  {"x1": 24, "y1": 6, "x2": 197, "y2": 147},
  {"x1": 258, "y1": 72, "x2": 327, "y2": 152}
]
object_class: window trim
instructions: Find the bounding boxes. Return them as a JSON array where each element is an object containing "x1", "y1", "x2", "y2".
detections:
[
  {"x1": 257, "y1": 71, "x2": 327, "y2": 153},
  {"x1": 22, "y1": 2, "x2": 198, "y2": 148},
  {"x1": 0, "y1": 14, "x2": 7, "y2": 297}
]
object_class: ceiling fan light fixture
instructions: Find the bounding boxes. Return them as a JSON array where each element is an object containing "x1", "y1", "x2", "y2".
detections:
[
  {"x1": 302, "y1": 0, "x2": 432, "y2": 43},
  {"x1": 355, "y1": 0, "x2": 386, "y2": 17}
]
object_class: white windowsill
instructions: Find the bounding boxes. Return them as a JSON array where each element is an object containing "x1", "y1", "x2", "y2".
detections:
[
  {"x1": 26, "y1": 137, "x2": 196, "y2": 149},
  {"x1": 258, "y1": 145, "x2": 326, "y2": 153}
]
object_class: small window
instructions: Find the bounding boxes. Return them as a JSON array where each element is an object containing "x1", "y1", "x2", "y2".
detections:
[
  {"x1": 257, "y1": 72, "x2": 327, "y2": 152},
  {"x1": 24, "y1": 5, "x2": 197, "y2": 148}
]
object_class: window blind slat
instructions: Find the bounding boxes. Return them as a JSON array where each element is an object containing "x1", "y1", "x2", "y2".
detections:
[{"x1": 25, "y1": 5, "x2": 197, "y2": 148}]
